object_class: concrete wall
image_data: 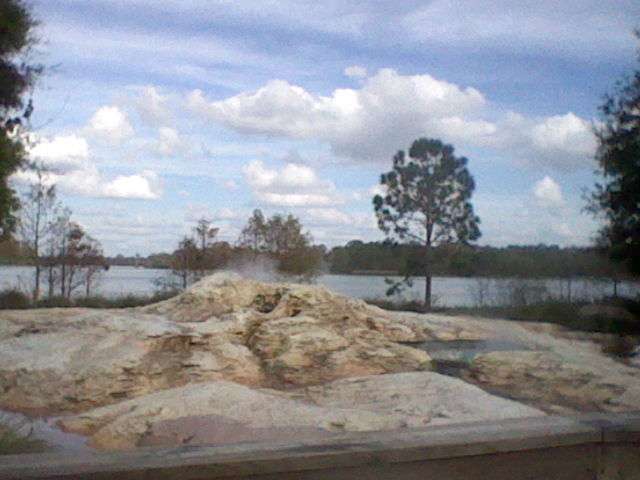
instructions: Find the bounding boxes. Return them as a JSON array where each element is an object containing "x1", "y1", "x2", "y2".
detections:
[{"x1": 1, "y1": 412, "x2": 638, "y2": 480}]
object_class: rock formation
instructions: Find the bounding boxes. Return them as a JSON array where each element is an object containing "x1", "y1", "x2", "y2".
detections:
[
  {"x1": 0, "y1": 273, "x2": 431, "y2": 414},
  {"x1": 1, "y1": 272, "x2": 638, "y2": 451}
]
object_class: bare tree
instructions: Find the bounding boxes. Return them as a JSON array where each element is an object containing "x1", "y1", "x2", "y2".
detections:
[{"x1": 18, "y1": 166, "x2": 58, "y2": 301}]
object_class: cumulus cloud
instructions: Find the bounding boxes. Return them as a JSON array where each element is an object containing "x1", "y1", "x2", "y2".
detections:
[
  {"x1": 102, "y1": 171, "x2": 162, "y2": 199},
  {"x1": 135, "y1": 86, "x2": 171, "y2": 126},
  {"x1": 344, "y1": 65, "x2": 367, "y2": 78},
  {"x1": 243, "y1": 160, "x2": 340, "y2": 207},
  {"x1": 188, "y1": 68, "x2": 488, "y2": 162},
  {"x1": 188, "y1": 68, "x2": 595, "y2": 170},
  {"x1": 491, "y1": 112, "x2": 596, "y2": 170},
  {"x1": 29, "y1": 135, "x2": 89, "y2": 173},
  {"x1": 533, "y1": 176, "x2": 564, "y2": 208},
  {"x1": 14, "y1": 134, "x2": 161, "y2": 200},
  {"x1": 87, "y1": 106, "x2": 134, "y2": 143}
]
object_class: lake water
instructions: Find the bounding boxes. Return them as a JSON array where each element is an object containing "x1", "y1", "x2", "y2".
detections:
[{"x1": 0, "y1": 265, "x2": 637, "y2": 307}]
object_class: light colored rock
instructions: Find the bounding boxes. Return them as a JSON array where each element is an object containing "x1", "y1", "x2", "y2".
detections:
[
  {"x1": 0, "y1": 273, "x2": 432, "y2": 413},
  {"x1": 300, "y1": 372, "x2": 544, "y2": 427},
  {"x1": 58, "y1": 380, "x2": 409, "y2": 450},
  {"x1": 59, "y1": 372, "x2": 544, "y2": 451},
  {"x1": 467, "y1": 350, "x2": 640, "y2": 413}
]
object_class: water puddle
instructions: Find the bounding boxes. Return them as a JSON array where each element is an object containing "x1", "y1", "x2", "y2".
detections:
[
  {"x1": 0, "y1": 409, "x2": 91, "y2": 453},
  {"x1": 408, "y1": 339, "x2": 533, "y2": 377}
]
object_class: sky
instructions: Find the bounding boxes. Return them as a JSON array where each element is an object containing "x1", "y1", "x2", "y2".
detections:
[{"x1": 13, "y1": 0, "x2": 640, "y2": 255}]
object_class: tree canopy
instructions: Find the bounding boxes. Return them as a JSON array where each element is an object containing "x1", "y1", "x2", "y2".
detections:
[
  {"x1": 373, "y1": 137, "x2": 481, "y2": 308},
  {"x1": 0, "y1": 0, "x2": 41, "y2": 236},
  {"x1": 588, "y1": 31, "x2": 640, "y2": 274}
]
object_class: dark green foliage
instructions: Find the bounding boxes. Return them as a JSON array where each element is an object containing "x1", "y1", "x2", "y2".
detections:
[
  {"x1": 2, "y1": 289, "x2": 179, "y2": 309},
  {"x1": 0, "y1": 288, "x2": 29, "y2": 308},
  {"x1": 0, "y1": 425, "x2": 47, "y2": 455},
  {"x1": 0, "y1": 0, "x2": 42, "y2": 235},
  {"x1": 33, "y1": 295, "x2": 72, "y2": 308},
  {"x1": 588, "y1": 31, "x2": 640, "y2": 274},
  {"x1": 364, "y1": 299, "x2": 639, "y2": 336},
  {"x1": 326, "y1": 242, "x2": 629, "y2": 279},
  {"x1": 238, "y1": 209, "x2": 322, "y2": 277},
  {"x1": 374, "y1": 138, "x2": 481, "y2": 309}
]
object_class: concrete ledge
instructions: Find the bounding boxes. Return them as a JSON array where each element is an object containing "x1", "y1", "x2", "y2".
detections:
[{"x1": 0, "y1": 413, "x2": 638, "y2": 480}]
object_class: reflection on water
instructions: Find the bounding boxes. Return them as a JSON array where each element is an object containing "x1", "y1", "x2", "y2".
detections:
[
  {"x1": 0, "y1": 265, "x2": 638, "y2": 307},
  {"x1": 0, "y1": 410, "x2": 90, "y2": 453},
  {"x1": 409, "y1": 339, "x2": 533, "y2": 376}
]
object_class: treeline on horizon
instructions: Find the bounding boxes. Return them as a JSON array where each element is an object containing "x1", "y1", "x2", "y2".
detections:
[{"x1": 91, "y1": 241, "x2": 630, "y2": 280}]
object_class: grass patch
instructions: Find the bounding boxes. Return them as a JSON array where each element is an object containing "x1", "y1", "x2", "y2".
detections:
[
  {"x1": 1, "y1": 289, "x2": 180, "y2": 310},
  {"x1": 0, "y1": 425, "x2": 47, "y2": 455},
  {"x1": 368, "y1": 298, "x2": 640, "y2": 336},
  {"x1": 443, "y1": 302, "x2": 640, "y2": 335}
]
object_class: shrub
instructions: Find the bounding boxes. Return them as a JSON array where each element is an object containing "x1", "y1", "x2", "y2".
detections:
[
  {"x1": 34, "y1": 296, "x2": 73, "y2": 308},
  {"x1": 0, "y1": 289, "x2": 31, "y2": 309}
]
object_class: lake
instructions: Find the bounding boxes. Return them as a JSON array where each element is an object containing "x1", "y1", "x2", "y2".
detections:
[{"x1": 1, "y1": 265, "x2": 638, "y2": 307}]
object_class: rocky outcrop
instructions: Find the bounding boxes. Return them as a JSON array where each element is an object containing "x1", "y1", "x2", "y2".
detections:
[
  {"x1": 0, "y1": 273, "x2": 431, "y2": 414},
  {"x1": 58, "y1": 372, "x2": 544, "y2": 450},
  {"x1": 4, "y1": 272, "x2": 639, "y2": 452},
  {"x1": 466, "y1": 350, "x2": 640, "y2": 414}
]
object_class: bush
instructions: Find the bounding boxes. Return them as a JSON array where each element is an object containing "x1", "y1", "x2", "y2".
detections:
[
  {"x1": 34, "y1": 296, "x2": 73, "y2": 308},
  {"x1": 441, "y1": 300, "x2": 640, "y2": 336},
  {"x1": 0, "y1": 425, "x2": 47, "y2": 455},
  {"x1": 365, "y1": 298, "x2": 426, "y2": 313},
  {"x1": 0, "y1": 289, "x2": 31, "y2": 309}
]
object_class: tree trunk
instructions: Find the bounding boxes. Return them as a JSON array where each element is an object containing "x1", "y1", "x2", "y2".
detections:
[
  {"x1": 424, "y1": 241, "x2": 432, "y2": 311},
  {"x1": 33, "y1": 263, "x2": 40, "y2": 302},
  {"x1": 48, "y1": 264, "x2": 54, "y2": 298},
  {"x1": 424, "y1": 274, "x2": 432, "y2": 311}
]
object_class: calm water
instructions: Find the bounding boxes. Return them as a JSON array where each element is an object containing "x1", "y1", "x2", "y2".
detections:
[{"x1": 0, "y1": 265, "x2": 637, "y2": 307}]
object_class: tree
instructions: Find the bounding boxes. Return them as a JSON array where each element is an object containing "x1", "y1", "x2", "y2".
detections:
[
  {"x1": 192, "y1": 217, "x2": 219, "y2": 278},
  {"x1": 237, "y1": 211, "x2": 321, "y2": 277},
  {"x1": 373, "y1": 138, "x2": 481, "y2": 309},
  {"x1": 238, "y1": 209, "x2": 267, "y2": 253},
  {"x1": 170, "y1": 236, "x2": 199, "y2": 289},
  {"x1": 0, "y1": 0, "x2": 42, "y2": 235},
  {"x1": 193, "y1": 217, "x2": 219, "y2": 253},
  {"x1": 588, "y1": 31, "x2": 640, "y2": 275},
  {"x1": 17, "y1": 165, "x2": 57, "y2": 300},
  {"x1": 43, "y1": 217, "x2": 106, "y2": 299}
]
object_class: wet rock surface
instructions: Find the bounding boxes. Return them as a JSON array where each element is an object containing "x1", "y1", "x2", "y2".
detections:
[{"x1": 1, "y1": 273, "x2": 639, "y2": 451}]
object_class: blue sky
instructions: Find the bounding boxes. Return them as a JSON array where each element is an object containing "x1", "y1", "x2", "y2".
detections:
[{"x1": 14, "y1": 0, "x2": 640, "y2": 255}]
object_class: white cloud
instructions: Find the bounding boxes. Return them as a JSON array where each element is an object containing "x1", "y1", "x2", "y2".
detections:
[
  {"x1": 87, "y1": 106, "x2": 134, "y2": 143},
  {"x1": 344, "y1": 65, "x2": 367, "y2": 78},
  {"x1": 188, "y1": 69, "x2": 487, "y2": 162},
  {"x1": 243, "y1": 160, "x2": 340, "y2": 207},
  {"x1": 29, "y1": 135, "x2": 89, "y2": 173},
  {"x1": 189, "y1": 68, "x2": 594, "y2": 170},
  {"x1": 13, "y1": 133, "x2": 161, "y2": 200},
  {"x1": 530, "y1": 112, "x2": 596, "y2": 158},
  {"x1": 533, "y1": 176, "x2": 564, "y2": 208},
  {"x1": 135, "y1": 86, "x2": 171, "y2": 126},
  {"x1": 102, "y1": 171, "x2": 162, "y2": 200}
]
